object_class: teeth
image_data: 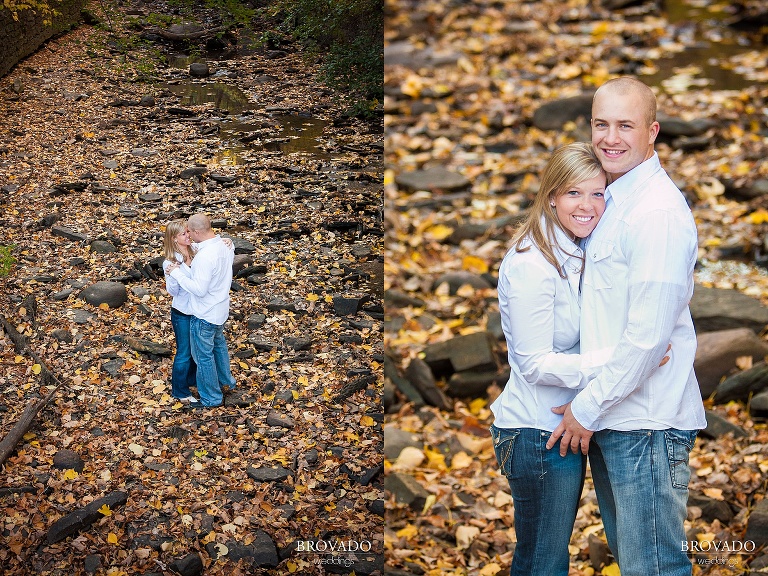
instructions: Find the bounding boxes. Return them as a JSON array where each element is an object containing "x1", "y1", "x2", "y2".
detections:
[{"x1": 573, "y1": 216, "x2": 592, "y2": 222}]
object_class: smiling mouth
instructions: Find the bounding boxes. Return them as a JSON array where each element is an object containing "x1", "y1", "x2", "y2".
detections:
[
  {"x1": 603, "y1": 149, "x2": 625, "y2": 157},
  {"x1": 573, "y1": 215, "x2": 593, "y2": 223}
]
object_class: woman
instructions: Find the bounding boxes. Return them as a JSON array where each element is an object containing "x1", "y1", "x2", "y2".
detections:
[
  {"x1": 489, "y1": 142, "x2": 606, "y2": 576},
  {"x1": 162, "y1": 219, "x2": 198, "y2": 403}
]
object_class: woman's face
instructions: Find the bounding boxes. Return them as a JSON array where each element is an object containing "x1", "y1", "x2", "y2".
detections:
[
  {"x1": 174, "y1": 228, "x2": 191, "y2": 247},
  {"x1": 553, "y1": 173, "x2": 607, "y2": 239}
]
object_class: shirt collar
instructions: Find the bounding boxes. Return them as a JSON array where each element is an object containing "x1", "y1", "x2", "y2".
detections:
[
  {"x1": 537, "y1": 215, "x2": 582, "y2": 268},
  {"x1": 606, "y1": 152, "x2": 661, "y2": 206}
]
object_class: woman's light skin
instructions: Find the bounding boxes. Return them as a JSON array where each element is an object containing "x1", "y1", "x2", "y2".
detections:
[{"x1": 552, "y1": 173, "x2": 607, "y2": 239}]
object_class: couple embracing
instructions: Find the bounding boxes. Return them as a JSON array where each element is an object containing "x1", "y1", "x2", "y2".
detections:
[
  {"x1": 162, "y1": 213, "x2": 237, "y2": 409},
  {"x1": 490, "y1": 77, "x2": 706, "y2": 576}
]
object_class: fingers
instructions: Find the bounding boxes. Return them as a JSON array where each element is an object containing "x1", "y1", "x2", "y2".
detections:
[
  {"x1": 546, "y1": 426, "x2": 563, "y2": 450},
  {"x1": 560, "y1": 433, "x2": 571, "y2": 457},
  {"x1": 550, "y1": 403, "x2": 568, "y2": 415},
  {"x1": 659, "y1": 355, "x2": 670, "y2": 367},
  {"x1": 666, "y1": 343, "x2": 672, "y2": 353}
]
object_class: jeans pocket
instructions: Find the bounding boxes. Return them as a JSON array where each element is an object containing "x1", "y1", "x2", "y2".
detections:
[
  {"x1": 664, "y1": 429, "x2": 697, "y2": 489},
  {"x1": 490, "y1": 425, "x2": 520, "y2": 477}
]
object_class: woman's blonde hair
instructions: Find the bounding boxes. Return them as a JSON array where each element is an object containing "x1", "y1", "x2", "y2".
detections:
[
  {"x1": 163, "y1": 219, "x2": 195, "y2": 262},
  {"x1": 509, "y1": 142, "x2": 604, "y2": 278}
]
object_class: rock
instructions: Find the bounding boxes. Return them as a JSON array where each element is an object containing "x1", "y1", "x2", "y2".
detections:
[
  {"x1": 588, "y1": 533, "x2": 611, "y2": 571},
  {"x1": 266, "y1": 411, "x2": 295, "y2": 428},
  {"x1": 79, "y1": 281, "x2": 128, "y2": 308},
  {"x1": 246, "y1": 465, "x2": 292, "y2": 482},
  {"x1": 447, "y1": 368, "x2": 510, "y2": 398},
  {"x1": 713, "y1": 362, "x2": 768, "y2": 404},
  {"x1": 384, "y1": 289, "x2": 425, "y2": 308},
  {"x1": 368, "y1": 499, "x2": 385, "y2": 517},
  {"x1": 333, "y1": 294, "x2": 370, "y2": 316},
  {"x1": 140, "y1": 95, "x2": 155, "y2": 107},
  {"x1": 423, "y1": 331, "x2": 499, "y2": 376},
  {"x1": 52, "y1": 449, "x2": 84, "y2": 473},
  {"x1": 746, "y1": 498, "x2": 768, "y2": 548},
  {"x1": 52, "y1": 329, "x2": 74, "y2": 343},
  {"x1": 699, "y1": 410, "x2": 748, "y2": 439},
  {"x1": 180, "y1": 166, "x2": 207, "y2": 179},
  {"x1": 124, "y1": 336, "x2": 172, "y2": 357},
  {"x1": 247, "y1": 313, "x2": 266, "y2": 329},
  {"x1": 84, "y1": 555, "x2": 101, "y2": 574},
  {"x1": 52, "y1": 225, "x2": 88, "y2": 243},
  {"x1": 532, "y1": 93, "x2": 594, "y2": 130},
  {"x1": 395, "y1": 167, "x2": 471, "y2": 193},
  {"x1": 169, "y1": 553, "x2": 203, "y2": 576},
  {"x1": 284, "y1": 337, "x2": 312, "y2": 351},
  {"x1": 432, "y1": 271, "x2": 492, "y2": 295},
  {"x1": 267, "y1": 298, "x2": 297, "y2": 313},
  {"x1": 691, "y1": 286, "x2": 768, "y2": 333},
  {"x1": 751, "y1": 554, "x2": 768, "y2": 570},
  {"x1": 46, "y1": 491, "x2": 128, "y2": 543},
  {"x1": 383, "y1": 425, "x2": 421, "y2": 460},
  {"x1": 404, "y1": 358, "x2": 451, "y2": 410},
  {"x1": 447, "y1": 214, "x2": 525, "y2": 244},
  {"x1": 90, "y1": 240, "x2": 117, "y2": 253},
  {"x1": 657, "y1": 113, "x2": 715, "y2": 138},
  {"x1": 750, "y1": 389, "x2": 768, "y2": 419},
  {"x1": 189, "y1": 62, "x2": 210, "y2": 78},
  {"x1": 226, "y1": 531, "x2": 279, "y2": 568},
  {"x1": 384, "y1": 472, "x2": 430, "y2": 510},
  {"x1": 66, "y1": 309, "x2": 95, "y2": 324},
  {"x1": 694, "y1": 328, "x2": 768, "y2": 397},
  {"x1": 384, "y1": 356, "x2": 425, "y2": 407},
  {"x1": 101, "y1": 358, "x2": 125, "y2": 376},
  {"x1": 688, "y1": 491, "x2": 734, "y2": 523}
]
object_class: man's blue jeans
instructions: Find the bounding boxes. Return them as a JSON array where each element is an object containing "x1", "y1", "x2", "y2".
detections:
[
  {"x1": 589, "y1": 429, "x2": 698, "y2": 576},
  {"x1": 189, "y1": 316, "x2": 236, "y2": 407},
  {"x1": 490, "y1": 425, "x2": 585, "y2": 576},
  {"x1": 170, "y1": 308, "x2": 196, "y2": 399}
]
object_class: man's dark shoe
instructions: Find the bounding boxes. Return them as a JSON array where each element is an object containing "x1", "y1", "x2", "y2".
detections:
[{"x1": 185, "y1": 401, "x2": 222, "y2": 410}]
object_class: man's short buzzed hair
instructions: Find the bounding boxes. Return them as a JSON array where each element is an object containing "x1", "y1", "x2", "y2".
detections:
[
  {"x1": 594, "y1": 77, "x2": 657, "y2": 126},
  {"x1": 188, "y1": 213, "x2": 211, "y2": 231}
]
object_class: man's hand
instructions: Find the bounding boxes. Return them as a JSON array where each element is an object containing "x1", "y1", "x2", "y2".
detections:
[{"x1": 546, "y1": 402, "x2": 593, "y2": 457}]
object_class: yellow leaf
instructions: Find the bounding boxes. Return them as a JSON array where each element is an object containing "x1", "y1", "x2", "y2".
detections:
[
  {"x1": 592, "y1": 21, "x2": 609, "y2": 35},
  {"x1": 702, "y1": 487, "x2": 724, "y2": 500},
  {"x1": 63, "y1": 469, "x2": 79, "y2": 480},
  {"x1": 107, "y1": 533, "x2": 118, "y2": 544},
  {"x1": 602, "y1": 563, "x2": 621, "y2": 576},
  {"x1": 31, "y1": 364, "x2": 41, "y2": 375},
  {"x1": 468, "y1": 398, "x2": 486, "y2": 415},
  {"x1": 98, "y1": 504, "x2": 113, "y2": 516},
  {"x1": 462, "y1": 255, "x2": 489, "y2": 274},
  {"x1": 324, "y1": 295, "x2": 333, "y2": 303},
  {"x1": 23, "y1": 432, "x2": 36, "y2": 441},
  {"x1": 194, "y1": 449, "x2": 208, "y2": 458},
  {"x1": 257, "y1": 205, "x2": 266, "y2": 213},
  {"x1": 479, "y1": 564, "x2": 502, "y2": 576},
  {"x1": 287, "y1": 560, "x2": 298, "y2": 573},
  {"x1": 450, "y1": 451, "x2": 473, "y2": 470},
  {"x1": 360, "y1": 415, "x2": 375, "y2": 427},
  {"x1": 238, "y1": 361, "x2": 249, "y2": 369},
  {"x1": 421, "y1": 493, "x2": 436, "y2": 514},
  {"x1": 396, "y1": 524, "x2": 419, "y2": 539},
  {"x1": 306, "y1": 293, "x2": 319, "y2": 301},
  {"x1": 423, "y1": 447, "x2": 448, "y2": 471},
  {"x1": 98, "y1": 303, "x2": 110, "y2": 310},
  {"x1": 14, "y1": 355, "x2": 23, "y2": 364},
  {"x1": 291, "y1": 390, "x2": 299, "y2": 400},
  {"x1": 426, "y1": 224, "x2": 454, "y2": 241},
  {"x1": 748, "y1": 209, "x2": 768, "y2": 224},
  {"x1": 297, "y1": 375, "x2": 308, "y2": 386}
]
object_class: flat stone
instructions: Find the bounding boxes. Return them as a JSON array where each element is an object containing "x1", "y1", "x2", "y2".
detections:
[
  {"x1": 384, "y1": 472, "x2": 430, "y2": 510},
  {"x1": 46, "y1": 491, "x2": 128, "y2": 544},
  {"x1": 691, "y1": 286, "x2": 768, "y2": 333},
  {"x1": 395, "y1": 167, "x2": 471, "y2": 193},
  {"x1": 246, "y1": 464, "x2": 292, "y2": 482},
  {"x1": 79, "y1": 281, "x2": 128, "y2": 308},
  {"x1": 700, "y1": 410, "x2": 748, "y2": 439}
]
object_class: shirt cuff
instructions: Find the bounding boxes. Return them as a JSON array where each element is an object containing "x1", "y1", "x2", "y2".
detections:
[{"x1": 570, "y1": 389, "x2": 602, "y2": 431}]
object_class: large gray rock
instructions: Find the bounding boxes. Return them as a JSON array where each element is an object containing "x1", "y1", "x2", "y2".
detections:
[
  {"x1": 691, "y1": 286, "x2": 768, "y2": 333},
  {"x1": 423, "y1": 331, "x2": 499, "y2": 376},
  {"x1": 404, "y1": 357, "x2": 451, "y2": 410},
  {"x1": 395, "y1": 167, "x2": 470, "y2": 194},
  {"x1": 713, "y1": 362, "x2": 768, "y2": 404},
  {"x1": 694, "y1": 328, "x2": 768, "y2": 397},
  {"x1": 384, "y1": 472, "x2": 430, "y2": 510},
  {"x1": 532, "y1": 94, "x2": 594, "y2": 130},
  {"x1": 383, "y1": 425, "x2": 421, "y2": 461},
  {"x1": 746, "y1": 498, "x2": 768, "y2": 548},
  {"x1": 47, "y1": 491, "x2": 128, "y2": 543},
  {"x1": 79, "y1": 281, "x2": 128, "y2": 309},
  {"x1": 700, "y1": 410, "x2": 748, "y2": 439}
]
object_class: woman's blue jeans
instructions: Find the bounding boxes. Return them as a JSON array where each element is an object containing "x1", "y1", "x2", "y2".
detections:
[
  {"x1": 189, "y1": 316, "x2": 236, "y2": 407},
  {"x1": 588, "y1": 429, "x2": 697, "y2": 576},
  {"x1": 490, "y1": 425, "x2": 586, "y2": 576},
  {"x1": 170, "y1": 308, "x2": 196, "y2": 399}
]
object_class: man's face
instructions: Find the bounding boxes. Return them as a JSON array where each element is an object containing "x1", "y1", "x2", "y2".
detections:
[
  {"x1": 187, "y1": 226, "x2": 200, "y2": 242},
  {"x1": 591, "y1": 89, "x2": 659, "y2": 179}
]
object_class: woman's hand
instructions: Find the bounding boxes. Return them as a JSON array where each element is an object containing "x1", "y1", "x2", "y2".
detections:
[
  {"x1": 659, "y1": 343, "x2": 672, "y2": 367},
  {"x1": 222, "y1": 237, "x2": 234, "y2": 249},
  {"x1": 166, "y1": 261, "x2": 180, "y2": 274}
]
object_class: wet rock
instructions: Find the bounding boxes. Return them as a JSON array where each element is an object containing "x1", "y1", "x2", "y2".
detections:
[
  {"x1": 101, "y1": 358, "x2": 125, "y2": 376},
  {"x1": 384, "y1": 356, "x2": 425, "y2": 407},
  {"x1": 700, "y1": 410, "x2": 748, "y2": 439},
  {"x1": 189, "y1": 62, "x2": 210, "y2": 78},
  {"x1": 691, "y1": 286, "x2": 768, "y2": 333},
  {"x1": 657, "y1": 114, "x2": 715, "y2": 138},
  {"x1": 532, "y1": 93, "x2": 594, "y2": 130},
  {"x1": 169, "y1": 553, "x2": 203, "y2": 576},
  {"x1": 695, "y1": 328, "x2": 768, "y2": 397},
  {"x1": 46, "y1": 491, "x2": 128, "y2": 543},
  {"x1": 333, "y1": 294, "x2": 370, "y2": 316},
  {"x1": 138, "y1": 192, "x2": 162, "y2": 202},
  {"x1": 447, "y1": 213, "x2": 525, "y2": 244},
  {"x1": 395, "y1": 167, "x2": 471, "y2": 193},
  {"x1": 124, "y1": 336, "x2": 172, "y2": 357},
  {"x1": 383, "y1": 425, "x2": 421, "y2": 460},
  {"x1": 53, "y1": 449, "x2": 84, "y2": 472},
  {"x1": 52, "y1": 289, "x2": 74, "y2": 301},
  {"x1": 79, "y1": 281, "x2": 128, "y2": 308},
  {"x1": 384, "y1": 40, "x2": 462, "y2": 68}
]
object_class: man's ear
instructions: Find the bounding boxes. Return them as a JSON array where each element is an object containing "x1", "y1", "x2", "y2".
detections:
[{"x1": 649, "y1": 121, "x2": 660, "y2": 144}]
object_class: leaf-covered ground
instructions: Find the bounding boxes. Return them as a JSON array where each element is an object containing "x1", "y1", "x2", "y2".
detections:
[
  {"x1": 0, "y1": 1, "x2": 383, "y2": 575},
  {"x1": 384, "y1": 0, "x2": 768, "y2": 575}
]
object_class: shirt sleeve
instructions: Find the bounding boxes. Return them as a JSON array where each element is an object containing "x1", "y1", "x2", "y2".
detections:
[
  {"x1": 163, "y1": 259, "x2": 182, "y2": 297},
  {"x1": 570, "y1": 209, "x2": 696, "y2": 430},
  {"x1": 500, "y1": 257, "x2": 599, "y2": 390},
  {"x1": 171, "y1": 253, "x2": 213, "y2": 298}
]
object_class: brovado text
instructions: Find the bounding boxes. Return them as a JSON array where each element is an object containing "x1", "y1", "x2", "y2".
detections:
[{"x1": 682, "y1": 540, "x2": 756, "y2": 553}]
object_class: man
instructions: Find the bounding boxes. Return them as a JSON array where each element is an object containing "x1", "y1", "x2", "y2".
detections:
[
  {"x1": 546, "y1": 77, "x2": 707, "y2": 575},
  {"x1": 168, "y1": 213, "x2": 236, "y2": 408}
]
